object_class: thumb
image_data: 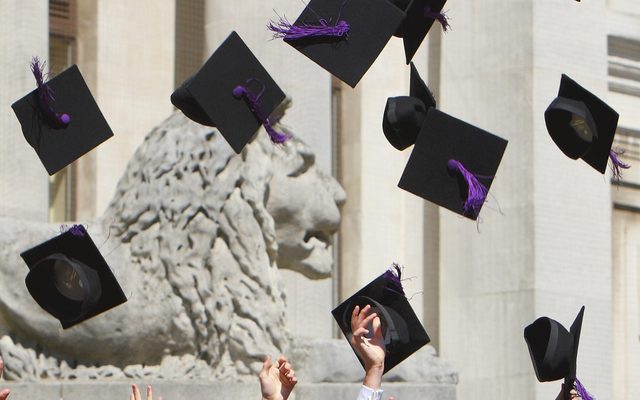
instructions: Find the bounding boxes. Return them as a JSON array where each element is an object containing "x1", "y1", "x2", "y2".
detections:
[{"x1": 260, "y1": 356, "x2": 273, "y2": 378}]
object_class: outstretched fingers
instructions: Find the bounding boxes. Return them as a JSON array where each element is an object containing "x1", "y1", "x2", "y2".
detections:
[
  {"x1": 351, "y1": 305, "x2": 372, "y2": 329},
  {"x1": 132, "y1": 384, "x2": 142, "y2": 400}
]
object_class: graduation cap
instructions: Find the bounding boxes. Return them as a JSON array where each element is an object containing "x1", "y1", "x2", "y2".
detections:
[
  {"x1": 332, "y1": 264, "x2": 430, "y2": 374},
  {"x1": 268, "y1": 0, "x2": 406, "y2": 88},
  {"x1": 391, "y1": 0, "x2": 449, "y2": 64},
  {"x1": 524, "y1": 307, "x2": 595, "y2": 400},
  {"x1": 382, "y1": 62, "x2": 436, "y2": 150},
  {"x1": 545, "y1": 74, "x2": 629, "y2": 176},
  {"x1": 171, "y1": 31, "x2": 287, "y2": 153},
  {"x1": 20, "y1": 225, "x2": 127, "y2": 329},
  {"x1": 398, "y1": 108, "x2": 508, "y2": 220},
  {"x1": 11, "y1": 60, "x2": 113, "y2": 175}
]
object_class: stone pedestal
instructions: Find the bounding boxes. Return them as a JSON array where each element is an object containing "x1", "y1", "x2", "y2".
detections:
[{"x1": 1, "y1": 381, "x2": 456, "y2": 400}]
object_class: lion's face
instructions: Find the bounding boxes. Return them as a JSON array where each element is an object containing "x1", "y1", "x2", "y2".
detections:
[{"x1": 267, "y1": 141, "x2": 346, "y2": 279}]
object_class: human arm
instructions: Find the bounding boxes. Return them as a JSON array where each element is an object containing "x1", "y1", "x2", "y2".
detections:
[
  {"x1": 0, "y1": 357, "x2": 10, "y2": 400},
  {"x1": 351, "y1": 304, "x2": 386, "y2": 399},
  {"x1": 259, "y1": 355, "x2": 297, "y2": 400}
]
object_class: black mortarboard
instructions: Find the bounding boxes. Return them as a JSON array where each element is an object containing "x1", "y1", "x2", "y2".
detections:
[
  {"x1": 171, "y1": 31, "x2": 286, "y2": 153},
  {"x1": 11, "y1": 64, "x2": 113, "y2": 176},
  {"x1": 20, "y1": 225, "x2": 127, "y2": 329},
  {"x1": 277, "y1": 0, "x2": 406, "y2": 88},
  {"x1": 398, "y1": 108, "x2": 508, "y2": 220},
  {"x1": 545, "y1": 74, "x2": 619, "y2": 173},
  {"x1": 332, "y1": 265, "x2": 430, "y2": 374},
  {"x1": 391, "y1": 0, "x2": 448, "y2": 64},
  {"x1": 382, "y1": 62, "x2": 436, "y2": 150},
  {"x1": 524, "y1": 307, "x2": 585, "y2": 397}
]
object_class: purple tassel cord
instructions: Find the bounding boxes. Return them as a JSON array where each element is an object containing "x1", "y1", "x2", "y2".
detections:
[
  {"x1": 30, "y1": 57, "x2": 70, "y2": 129},
  {"x1": 609, "y1": 148, "x2": 630, "y2": 180},
  {"x1": 382, "y1": 263, "x2": 405, "y2": 297},
  {"x1": 573, "y1": 378, "x2": 595, "y2": 400},
  {"x1": 424, "y1": 6, "x2": 450, "y2": 31},
  {"x1": 267, "y1": 15, "x2": 349, "y2": 40},
  {"x1": 447, "y1": 159, "x2": 489, "y2": 218},
  {"x1": 232, "y1": 79, "x2": 289, "y2": 144}
]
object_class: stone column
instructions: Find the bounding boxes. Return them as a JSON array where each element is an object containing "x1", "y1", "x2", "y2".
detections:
[
  {"x1": 0, "y1": 0, "x2": 49, "y2": 221},
  {"x1": 204, "y1": 1, "x2": 337, "y2": 339},
  {"x1": 439, "y1": 1, "x2": 611, "y2": 399},
  {"x1": 88, "y1": 0, "x2": 176, "y2": 215},
  {"x1": 338, "y1": 41, "x2": 429, "y2": 321}
]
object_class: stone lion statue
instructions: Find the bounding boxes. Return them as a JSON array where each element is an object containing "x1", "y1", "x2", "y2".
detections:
[{"x1": 0, "y1": 109, "x2": 345, "y2": 381}]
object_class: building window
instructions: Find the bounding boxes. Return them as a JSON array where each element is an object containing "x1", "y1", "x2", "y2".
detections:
[{"x1": 174, "y1": 0, "x2": 205, "y2": 89}]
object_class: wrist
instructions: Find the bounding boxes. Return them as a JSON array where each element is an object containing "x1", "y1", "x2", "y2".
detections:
[{"x1": 363, "y1": 363, "x2": 384, "y2": 390}]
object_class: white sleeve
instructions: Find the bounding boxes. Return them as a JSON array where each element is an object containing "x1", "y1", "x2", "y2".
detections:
[{"x1": 356, "y1": 385, "x2": 384, "y2": 400}]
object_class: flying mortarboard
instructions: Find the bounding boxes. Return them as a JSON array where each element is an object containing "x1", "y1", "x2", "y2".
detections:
[
  {"x1": 11, "y1": 60, "x2": 113, "y2": 176},
  {"x1": 382, "y1": 62, "x2": 436, "y2": 150},
  {"x1": 20, "y1": 225, "x2": 127, "y2": 329},
  {"x1": 390, "y1": 0, "x2": 449, "y2": 64},
  {"x1": 171, "y1": 31, "x2": 287, "y2": 153},
  {"x1": 398, "y1": 108, "x2": 508, "y2": 220},
  {"x1": 545, "y1": 74, "x2": 630, "y2": 177},
  {"x1": 524, "y1": 306, "x2": 595, "y2": 400},
  {"x1": 332, "y1": 264, "x2": 430, "y2": 374},
  {"x1": 268, "y1": 0, "x2": 406, "y2": 88}
]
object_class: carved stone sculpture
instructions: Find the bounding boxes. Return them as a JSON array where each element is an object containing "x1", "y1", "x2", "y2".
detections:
[{"x1": 0, "y1": 110, "x2": 345, "y2": 380}]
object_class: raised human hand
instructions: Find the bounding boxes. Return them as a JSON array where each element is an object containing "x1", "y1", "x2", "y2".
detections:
[
  {"x1": 259, "y1": 355, "x2": 298, "y2": 400},
  {"x1": 350, "y1": 304, "x2": 386, "y2": 390},
  {"x1": 0, "y1": 357, "x2": 10, "y2": 400},
  {"x1": 555, "y1": 384, "x2": 580, "y2": 400},
  {"x1": 350, "y1": 304, "x2": 386, "y2": 371},
  {"x1": 130, "y1": 384, "x2": 161, "y2": 400}
]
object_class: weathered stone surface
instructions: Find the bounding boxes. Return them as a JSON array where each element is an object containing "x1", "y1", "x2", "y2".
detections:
[
  {"x1": 291, "y1": 338, "x2": 457, "y2": 384},
  {"x1": 0, "y1": 111, "x2": 345, "y2": 380},
  {"x1": 1, "y1": 381, "x2": 457, "y2": 400}
]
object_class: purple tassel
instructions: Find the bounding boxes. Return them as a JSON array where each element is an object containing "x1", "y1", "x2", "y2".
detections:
[
  {"x1": 382, "y1": 263, "x2": 405, "y2": 297},
  {"x1": 609, "y1": 148, "x2": 630, "y2": 180},
  {"x1": 573, "y1": 378, "x2": 595, "y2": 400},
  {"x1": 267, "y1": 15, "x2": 349, "y2": 40},
  {"x1": 61, "y1": 224, "x2": 86, "y2": 237},
  {"x1": 232, "y1": 79, "x2": 289, "y2": 144},
  {"x1": 424, "y1": 6, "x2": 450, "y2": 31},
  {"x1": 447, "y1": 159, "x2": 489, "y2": 218},
  {"x1": 30, "y1": 57, "x2": 71, "y2": 129}
]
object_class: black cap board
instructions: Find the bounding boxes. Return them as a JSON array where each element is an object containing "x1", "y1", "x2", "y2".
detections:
[
  {"x1": 383, "y1": 62, "x2": 436, "y2": 150},
  {"x1": 20, "y1": 225, "x2": 127, "y2": 329},
  {"x1": 398, "y1": 108, "x2": 508, "y2": 220},
  {"x1": 171, "y1": 31, "x2": 286, "y2": 153},
  {"x1": 524, "y1": 307, "x2": 585, "y2": 397},
  {"x1": 11, "y1": 64, "x2": 113, "y2": 176},
  {"x1": 545, "y1": 74, "x2": 619, "y2": 174},
  {"x1": 280, "y1": 0, "x2": 406, "y2": 88},
  {"x1": 332, "y1": 265, "x2": 430, "y2": 374},
  {"x1": 392, "y1": 0, "x2": 448, "y2": 64}
]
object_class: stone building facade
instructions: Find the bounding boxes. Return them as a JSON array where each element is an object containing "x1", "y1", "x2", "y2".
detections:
[{"x1": 0, "y1": 1, "x2": 639, "y2": 399}]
